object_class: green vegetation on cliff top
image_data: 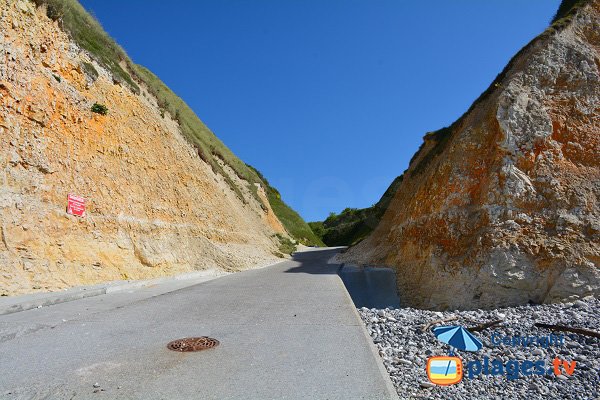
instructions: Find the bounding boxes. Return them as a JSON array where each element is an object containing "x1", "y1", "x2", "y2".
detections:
[
  {"x1": 248, "y1": 166, "x2": 324, "y2": 247},
  {"x1": 309, "y1": 175, "x2": 403, "y2": 246},
  {"x1": 552, "y1": 0, "x2": 589, "y2": 23},
  {"x1": 33, "y1": 0, "x2": 322, "y2": 246},
  {"x1": 32, "y1": 0, "x2": 140, "y2": 92}
]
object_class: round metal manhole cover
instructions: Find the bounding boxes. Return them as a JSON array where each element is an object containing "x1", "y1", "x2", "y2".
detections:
[{"x1": 166, "y1": 337, "x2": 220, "y2": 352}]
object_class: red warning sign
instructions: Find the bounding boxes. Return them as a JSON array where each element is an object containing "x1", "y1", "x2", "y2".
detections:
[{"x1": 67, "y1": 194, "x2": 86, "y2": 217}]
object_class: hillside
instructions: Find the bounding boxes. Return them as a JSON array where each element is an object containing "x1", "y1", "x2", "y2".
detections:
[
  {"x1": 29, "y1": 0, "x2": 322, "y2": 248},
  {"x1": 0, "y1": 0, "x2": 317, "y2": 295},
  {"x1": 339, "y1": 0, "x2": 600, "y2": 309},
  {"x1": 309, "y1": 175, "x2": 403, "y2": 246}
]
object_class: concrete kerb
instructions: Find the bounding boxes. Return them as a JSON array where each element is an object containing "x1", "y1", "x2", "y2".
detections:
[
  {"x1": 335, "y1": 273, "x2": 401, "y2": 400},
  {"x1": 0, "y1": 284, "x2": 108, "y2": 316},
  {"x1": 0, "y1": 257, "x2": 288, "y2": 316},
  {"x1": 329, "y1": 251, "x2": 399, "y2": 399},
  {"x1": 103, "y1": 269, "x2": 230, "y2": 294}
]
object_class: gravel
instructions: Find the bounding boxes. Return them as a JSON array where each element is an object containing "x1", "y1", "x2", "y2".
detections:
[{"x1": 359, "y1": 296, "x2": 600, "y2": 400}]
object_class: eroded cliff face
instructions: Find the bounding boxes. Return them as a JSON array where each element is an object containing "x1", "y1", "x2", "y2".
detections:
[
  {"x1": 340, "y1": 1, "x2": 600, "y2": 309},
  {"x1": 0, "y1": 0, "x2": 287, "y2": 295}
]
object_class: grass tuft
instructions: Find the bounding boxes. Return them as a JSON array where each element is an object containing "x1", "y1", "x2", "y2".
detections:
[{"x1": 91, "y1": 102, "x2": 108, "y2": 115}]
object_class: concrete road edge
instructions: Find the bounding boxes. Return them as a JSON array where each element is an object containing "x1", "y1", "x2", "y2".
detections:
[
  {"x1": 335, "y1": 275, "x2": 401, "y2": 400},
  {"x1": 0, "y1": 258, "x2": 288, "y2": 316}
]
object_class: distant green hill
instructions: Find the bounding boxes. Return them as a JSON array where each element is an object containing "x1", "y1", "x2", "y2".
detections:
[
  {"x1": 309, "y1": 175, "x2": 403, "y2": 246},
  {"x1": 34, "y1": 0, "x2": 322, "y2": 246}
]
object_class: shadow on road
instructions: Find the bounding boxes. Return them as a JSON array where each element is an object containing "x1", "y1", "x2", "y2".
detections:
[
  {"x1": 283, "y1": 248, "x2": 342, "y2": 274},
  {"x1": 284, "y1": 248, "x2": 400, "y2": 309}
]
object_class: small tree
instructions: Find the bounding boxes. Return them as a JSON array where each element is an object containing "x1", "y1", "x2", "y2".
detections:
[{"x1": 91, "y1": 103, "x2": 108, "y2": 115}]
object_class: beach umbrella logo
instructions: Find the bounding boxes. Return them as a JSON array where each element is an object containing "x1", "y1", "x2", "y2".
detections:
[
  {"x1": 433, "y1": 325, "x2": 483, "y2": 354},
  {"x1": 426, "y1": 325, "x2": 483, "y2": 386}
]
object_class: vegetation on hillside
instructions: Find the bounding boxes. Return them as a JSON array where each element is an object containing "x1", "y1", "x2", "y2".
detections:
[
  {"x1": 274, "y1": 234, "x2": 297, "y2": 256},
  {"x1": 32, "y1": 0, "x2": 140, "y2": 92},
  {"x1": 309, "y1": 208, "x2": 374, "y2": 247},
  {"x1": 81, "y1": 61, "x2": 98, "y2": 82},
  {"x1": 310, "y1": 175, "x2": 403, "y2": 246},
  {"x1": 552, "y1": 0, "x2": 589, "y2": 23},
  {"x1": 132, "y1": 65, "x2": 254, "y2": 203},
  {"x1": 31, "y1": 0, "x2": 322, "y2": 246},
  {"x1": 248, "y1": 166, "x2": 324, "y2": 246},
  {"x1": 90, "y1": 102, "x2": 108, "y2": 115}
]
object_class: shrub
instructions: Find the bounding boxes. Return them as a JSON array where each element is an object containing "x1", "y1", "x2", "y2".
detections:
[
  {"x1": 91, "y1": 102, "x2": 108, "y2": 115},
  {"x1": 274, "y1": 234, "x2": 297, "y2": 255},
  {"x1": 44, "y1": 2, "x2": 63, "y2": 20}
]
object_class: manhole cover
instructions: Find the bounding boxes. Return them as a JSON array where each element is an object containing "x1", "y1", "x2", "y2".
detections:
[{"x1": 166, "y1": 337, "x2": 220, "y2": 352}]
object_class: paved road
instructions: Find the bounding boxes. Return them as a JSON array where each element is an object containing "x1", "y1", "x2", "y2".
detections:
[{"x1": 0, "y1": 248, "x2": 398, "y2": 399}]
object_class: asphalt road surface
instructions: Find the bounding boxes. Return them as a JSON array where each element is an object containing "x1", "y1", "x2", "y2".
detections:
[{"x1": 0, "y1": 248, "x2": 398, "y2": 399}]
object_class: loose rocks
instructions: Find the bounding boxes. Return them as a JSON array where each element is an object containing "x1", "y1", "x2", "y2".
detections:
[{"x1": 359, "y1": 297, "x2": 600, "y2": 399}]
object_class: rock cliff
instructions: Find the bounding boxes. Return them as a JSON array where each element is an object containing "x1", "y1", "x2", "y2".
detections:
[
  {"x1": 0, "y1": 0, "x2": 296, "y2": 295},
  {"x1": 339, "y1": 0, "x2": 600, "y2": 309}
]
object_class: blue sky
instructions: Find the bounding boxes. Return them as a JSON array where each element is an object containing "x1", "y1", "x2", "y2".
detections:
[{"x1": 80, "y1": 0, "x2": 560, "y2": 222}]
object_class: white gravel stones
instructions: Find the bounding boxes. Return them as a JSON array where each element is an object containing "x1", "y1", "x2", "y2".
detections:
[{"x1": 358, "y1": 297, "x2": 600, "y2": 399}]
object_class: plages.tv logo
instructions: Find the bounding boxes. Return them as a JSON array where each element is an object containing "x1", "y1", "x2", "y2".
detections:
[
  {"x1": 425, "y1": 325, "x2": 579, "y2": 385},
  {"x1": 426, "y1": 356, "x2": 463, "y2": 385}
]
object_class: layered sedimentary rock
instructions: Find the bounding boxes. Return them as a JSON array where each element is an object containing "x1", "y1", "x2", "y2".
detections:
[
  {"x1": 340, "y1": 1, "x2": 600, "y2": 309},
  {"x1": 0, "y1": 0, "x2": 287, "y2": 295}
]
